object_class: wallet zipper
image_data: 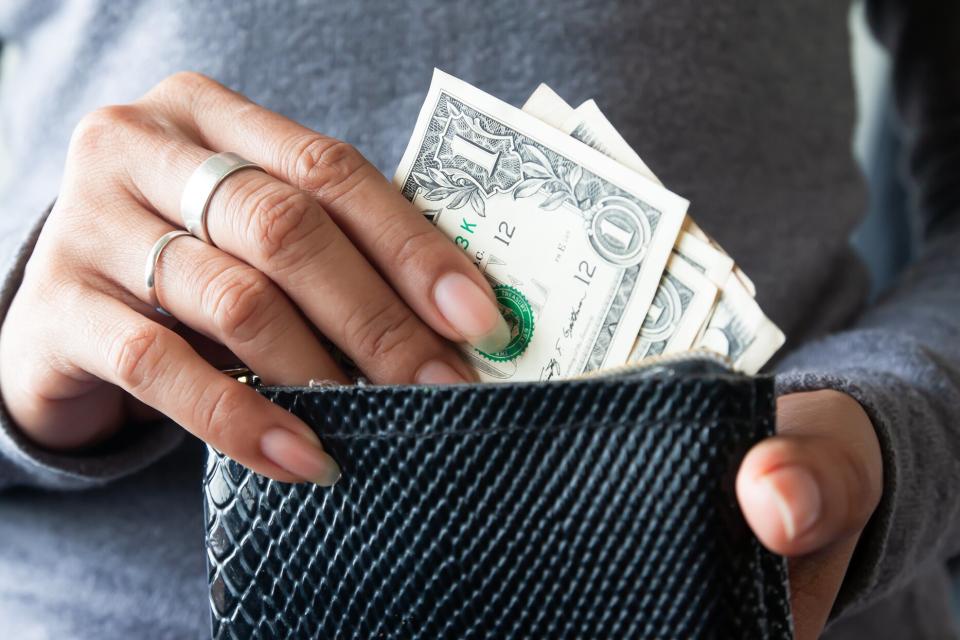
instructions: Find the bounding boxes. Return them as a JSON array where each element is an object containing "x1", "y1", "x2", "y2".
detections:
[
  {"x1": 224, "y1": 349, "x2": 732, "y2": 389},
  {"x1": 222, "y1": 366, "x2": 263, "y2": 388}
]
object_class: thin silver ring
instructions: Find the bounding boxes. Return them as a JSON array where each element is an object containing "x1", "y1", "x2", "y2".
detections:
[
  {"x1": 180, "y1": 151, "x2": 264, "y2": 245},
  {"x1": 144, "y1": 230, "x2": 192, "y2": 316}
]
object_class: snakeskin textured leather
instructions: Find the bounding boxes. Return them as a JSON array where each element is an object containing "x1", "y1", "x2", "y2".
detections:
[{"x1": 204, "y1": 362, "x2": 793, "y2": 639}]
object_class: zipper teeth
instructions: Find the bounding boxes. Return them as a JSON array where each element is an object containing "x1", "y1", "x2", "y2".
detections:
[{"x1": 226, "y1": 349, "x2": 733, "y2": 389}]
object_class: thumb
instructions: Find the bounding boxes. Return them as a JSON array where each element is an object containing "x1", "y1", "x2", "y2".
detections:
[{"x1": 736, "y1": 390, "x2": 883, "y2": 556}]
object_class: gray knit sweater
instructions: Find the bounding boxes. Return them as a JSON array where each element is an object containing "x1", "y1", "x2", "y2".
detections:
[{"x1": 0, "y1": 1, "x2": 958, "y2": 638}]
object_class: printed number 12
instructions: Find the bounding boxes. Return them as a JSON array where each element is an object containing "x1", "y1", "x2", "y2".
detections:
[
  {"x1": 494, "y1": 221, "x2": 515, "y2": 247},
  {"x1": 574, "y1": 260, "x2": 595, "y2": 286}
]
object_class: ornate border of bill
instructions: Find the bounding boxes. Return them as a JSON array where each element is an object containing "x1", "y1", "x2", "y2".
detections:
[{"x1": 395, "y1": 70, "x2": 784, "y2": 382}]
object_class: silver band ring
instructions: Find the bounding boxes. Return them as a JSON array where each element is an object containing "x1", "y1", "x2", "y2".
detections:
[
  {"x1": 180, "y1": 151, "x2": 264, "y2": 245},
  {"x1": 144, "y1": 230, "x2": 192, "y2": 316}
]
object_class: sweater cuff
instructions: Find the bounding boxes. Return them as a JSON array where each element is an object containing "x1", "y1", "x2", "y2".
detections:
[
  {"x1": 0, "y1": 203, "x2": 185, "y2": 490},
  {"x1": 775, "y1": 368, "x2": 899, "y2": 618},
  {"x1": 0, "y1": 411, "x2": 185, "y2": 490}
]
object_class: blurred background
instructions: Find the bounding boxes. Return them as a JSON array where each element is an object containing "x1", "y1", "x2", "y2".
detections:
[
  {"x1": 849, "y1": 0, "x2": 914, "y2": 302},
  {"x1": 850, "y1": 1, "x2": 960, "y2": 618}
]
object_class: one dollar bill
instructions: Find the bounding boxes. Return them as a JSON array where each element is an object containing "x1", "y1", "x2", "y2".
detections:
[
  {"x1": 522, "y1": 86, "x2": 722, "y2": 360},
  {"x1": 522, "y1": 83, "x2": 784, "y2": 373},
  {"x1": 394, "y1": 70, "x2": 689, "y2": 382}
]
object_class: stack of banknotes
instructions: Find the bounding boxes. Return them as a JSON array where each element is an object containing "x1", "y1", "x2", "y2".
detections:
[{"x1": 394, "y1": 71, "x2": 784, "y2": 383}]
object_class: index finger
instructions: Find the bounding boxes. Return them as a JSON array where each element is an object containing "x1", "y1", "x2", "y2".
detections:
[
  {"x1": 143, "y1": 72, "x2": 509, "y2": 353},
  {"x1": 70, "y1": 293, "x2": 340, "y2": 485}
]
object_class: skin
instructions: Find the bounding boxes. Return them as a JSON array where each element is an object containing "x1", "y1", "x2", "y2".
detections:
[
  {"x1": 738, "y1": 390, "x2": 882, "y2": 639},
  {"x1": 0, "y1": 72, "x2": 511, "y2": 484},
  {"x1": 0, "y1": 73, "x2": 882, "y2": 635}
]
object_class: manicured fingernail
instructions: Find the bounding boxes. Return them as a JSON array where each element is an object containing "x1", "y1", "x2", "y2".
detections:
[
  {"x1": 290, "y1": 422, "x2": 323, "y2": 446},
  {"x1": 759, "y1": 466, "x2": 821, "y2": 541},
  {"x1": 434, "y1": 273, "x2": 511, "y2": 353},
  {"x1": 416, "y1": 359, "x2": 469, "y2": 385},
  {"x1": 260, "y1": 428, "x2": 341, "y2": 486}
]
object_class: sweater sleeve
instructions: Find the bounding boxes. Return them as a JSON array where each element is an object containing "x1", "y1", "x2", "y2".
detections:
[
  {"x1": 0, "y1": 205, "x2": 184, "y2": 491},
  {"x1": 775, "y1": 0, "x2": 960, "y2": 617}
]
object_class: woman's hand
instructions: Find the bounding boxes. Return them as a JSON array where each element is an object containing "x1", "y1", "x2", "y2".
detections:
[
  {"x1": 737, "y1": 390, "x2": 883, "y2": 639},
  {"x1": 0, "y1": 72, "x2": 509, "y2": 485}
]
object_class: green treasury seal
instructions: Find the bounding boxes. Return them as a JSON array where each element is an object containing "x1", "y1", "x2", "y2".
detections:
[{"x1": 477, "y1": 284, "x2": 534, "y2": 362}]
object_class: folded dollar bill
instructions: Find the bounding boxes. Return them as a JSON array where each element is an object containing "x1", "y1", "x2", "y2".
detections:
[
  {"x1": 520, "y1": 83, "x2": 783, "y2": 373},
  {"x1": 394, "y1": 70, "x2": 784, "y2": 381}
]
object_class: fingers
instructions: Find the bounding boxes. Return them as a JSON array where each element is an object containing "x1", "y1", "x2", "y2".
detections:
[
  {"x1": 735, "y1": 392, "x2": 883, "y2": 640},
  {"x1": 202, "y1": 168, "x2": 477, "y2": 384},
  {"x1": 104, "y1": 127, "x2": 479, "y2": 384},
  {"x1": 68, "y1": 292, "x2": 340, "y2": 485},
  {"x1": 736, "y1": 390, "x2": 883, "y2": 557},
  {"x1": 103, "y1": 200, "x2": 345, "y2": 386},
  {"x1": 201, "y1": 170, "x2": 475, "y2": 384},
  {"x1": 139, "y1": 72, "x2": 510, "y2": 352}
]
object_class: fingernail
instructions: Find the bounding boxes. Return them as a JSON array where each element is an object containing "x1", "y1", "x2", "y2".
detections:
[
  {"x1": 260, "y1": 428, "x2": 341, "y2": 486},
  {"x1": 759, "y1": 466, "x2": 822, "y2": 541},
  {"x1": 290, "y1": 422, "x2": 323, "y2": 446},
  {"x1": 416, "y1": 359, "x2": 469, "y2": 385},
  {"x1": 434, "y1": 273, "x2": 511, "y2": 353}
]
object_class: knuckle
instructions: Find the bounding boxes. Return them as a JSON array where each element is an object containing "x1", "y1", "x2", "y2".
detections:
[
  {"x1": 290, "y1": 136, "x2": 369, "y2": 201},
  {"x1": 144, "y1": 71, "x2": 223, "y2": 115},
  {"x1": 10, "y1": 264, "x2": 80, "y2": 338},
  {"x1": 45, "y1": 200, "x2": 135, "y2": 272},
  {"x1": 156, "y1": 71, "x2": 217, "y2": 98},
  {"x1": 204, "y1": 266, "x2": 274, "y2": 343},
  {"x1": 195, "y1": 384, "x2": 245, "y2": 444},
  {"x1": 42, "y1": 195, "x2": 143, "y2": 275},
  {"x1": 29, "y1": 250, "x2": 84, "y2": 305},
  {"x1": 244, "y1": 184, "x2": 327, "y2": 268},
  {"x1": 343, "y1": 301, "x2": 419, "y2": 363},
  {"x1": 43, "y1": 200, "x2": 75, "y2": 231},
  {"x1": 69, "y1": 105, "x2": 144, "y2": 157},
  {"x1": 391, "y1": 225, "x2": 448, "y2": 274},
  {"x1": 106, "y1": 323, "x2": 166, "y2": 391},
  {"x1": 30, "y1": 210, "x2": 79, "y2": 269}
]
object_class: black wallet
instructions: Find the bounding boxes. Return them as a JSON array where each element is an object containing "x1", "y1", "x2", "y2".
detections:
[{"x1": 203, "y1": 356, "x2": 793, "y2": 639}]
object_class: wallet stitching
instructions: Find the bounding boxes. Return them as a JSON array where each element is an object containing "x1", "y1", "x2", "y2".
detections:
[{"x1": 313, "y1": 417, "x2": 756, "y2": 442}]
